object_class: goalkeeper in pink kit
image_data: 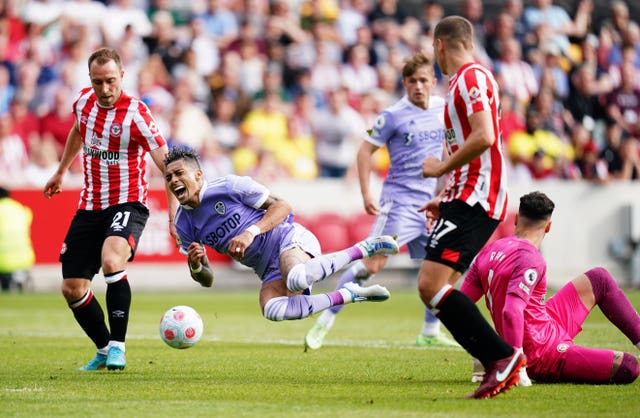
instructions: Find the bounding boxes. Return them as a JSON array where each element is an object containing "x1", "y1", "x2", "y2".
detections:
[{"x1": 461, "y1": 191, "x2": 640, "y2": 384}]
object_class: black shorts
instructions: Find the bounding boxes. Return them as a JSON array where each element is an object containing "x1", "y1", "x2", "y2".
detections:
[
  {"x1": 60, "y1": 202, "x2": 149, "y2": 280},
  {"x1": 424, "y1": 200, "x2": 499, "y2": 273}
]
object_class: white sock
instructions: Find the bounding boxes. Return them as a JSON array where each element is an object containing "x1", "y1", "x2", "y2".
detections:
[
  {"x1": 109, "y1": 341, "x2": 125, "y2": 351},
  {"x1": 97, "y1": 346, "x2": 109, "y2": 355},
  {"x1": 317, "y1": 310, "x2": 337, "y2": 329},
  {"x1": 420, "y1": 321, "x2": 440, "y2": 337}
]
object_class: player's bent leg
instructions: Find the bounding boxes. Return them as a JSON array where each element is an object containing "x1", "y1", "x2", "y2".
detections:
[
  {"x1": 264, "y1": 283, "x2": 390, "y2": 322},
  {"x1": 584, "y1": 268, "x2": 640, "y2": 347}
]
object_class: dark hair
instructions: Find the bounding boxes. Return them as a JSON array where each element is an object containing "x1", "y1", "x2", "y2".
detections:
[
  {"x1": 164, "y1": 146, "x2": 201, "y2": 169},
  {"x1": 401, "y1": 51, "x2": 434, "y2": 79},
  {"x1": 88, "y1": 47, "x2": 123, "y2": 71},
  {"x1": 0, "y1": 186, "x2": 8, "y2": 199},
  {"x1": 433, "y1": 15, "x2": 474, "y2": 50},
  {"x1": 519, "y1": 191, "x2": 555, "y2": 222}
]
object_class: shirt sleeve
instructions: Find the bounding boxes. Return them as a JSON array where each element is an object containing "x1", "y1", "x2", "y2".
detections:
[
  {"x1": 500, "y1": 293, "x2": 527, "y2": 348},
  {"x1": 131, "y1": 100, "x2": 166, "y2": 150},
  {"x1": 367, "y1": 110, "x2": 395, "y2": 148},
  {"x1": 229, "y1": 175, "x2": 270, "y2": 209}
]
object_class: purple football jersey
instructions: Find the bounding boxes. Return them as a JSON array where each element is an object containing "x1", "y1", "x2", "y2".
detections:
[
  {"x1": 365, "y1": 96, "x2": 445, "y2": 257},
  {"x1": 173, "y1": 175, "x2": 295, "y2": 278}
]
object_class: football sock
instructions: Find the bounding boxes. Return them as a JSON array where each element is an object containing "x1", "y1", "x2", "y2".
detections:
[
  {"x1": 434, "y1": 289, "x2": 513, "y2": 364},
  {"x1": 328, "y1": 261, "x2": 370, "y2": 315},
  {"x1": 612, "y1": 352, "x2": 640, "y2": 384},
  {"x1": 287, "y1": 249, "x2": 360, "y2": 291},
  {"x1": 264, "y1": 293, "x2": 341, "y2": 321},
  {"x1": 316, "y1": 309, "x2": 337, "y2": 329},
  {"x1": 420, "y1": 308, "x2": 441, "y2": 337},
  {"x1": 69, "y1": 289, "x2": 110, "y2": 350},
  {"x1": 105, "y1": 271, "x2": 130, "y2": 343},
  {"x1": 586, "y1": 267, "x2": 640, "y2": 345}
]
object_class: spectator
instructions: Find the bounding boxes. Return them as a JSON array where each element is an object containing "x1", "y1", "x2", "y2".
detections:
[
  {"x1": 600, "y1": 119, "x2": 627, "y2": 179},
  {"x1": 494, "y1": 37, "x2": 539, "y2": 109},
  {"x1": 508, "y1": 106, "x2": 573, "y2": 179},
  {"x1": 310, "y1": 40, "x2": 343, "y2": 94},
  {"x1": 531, "y1": 43, "x2": 569, "y2": 101},
  {"x1": 0, "y1": 64, "x2": 14, "y2": 115},
  {"x1": 605, "y1": 60, "x2": 640, "y2": 138},
  {"x1": 371, "y1": 19, "x2": 411, "y2": 66},
  {"x1": 340, "y1": 43, "x2": 377, "y2": 96},
  {"x1": 39, "y1": 85, "x2": 75, "y2": 158},
  {"x1": 530, "y1": 87, "x2": 566, "y2": 141},
  {"x1": 211, "y1": 92, "x2": 241, "y2": 151},
  {"x1": 239, "y1": 89, "x2": 289, "y2": 158},
  {"x1": 523, "y1": 0, "x2": 592, "y2": 57},
  {"x1": 619, "y1": 137, "x2": 640, "y2": 180},
  {"x1": 0, "y1": 113, "x2": 28, "y2": 186},
  {"x1": 0, "y1": 185, "x2": 34, "y2": 292},
  {"x1": 419, "y1": 0, "x2": 444, "y2": 35},
  {"x1": 563, "y1": 62, "x2": 607, "y2": 136},
  {"x1": 574, "y1": 140, "x2": 608, "y2": 181},
  {"x1": 311, "y1": 86, "x2": 365, "y2": 178},
  {"x1": 8, "y1": 92, "x2": 40, "y2": 154},
  {"x1": 186, "y1": 15, "x2": 220, "y2": 78},
  {"x1": 200, "y1": 0, "x2": 239, "y2": 50},
  {"x1": 335, "y1": 0, "x2": 370, "y2": 47},
  {"x1": 143, "y1": 10, "x2": 186, "y2": 76},
  {"x1": 367, "y1": 0, "x2": 408, "y2": 39},
  {"x1": 102, "y1": 0, "x2": 153, "y2": 46},
  {"x1": 22, "y1": 138, "x2": 58, "y2": 188},
  {"x1": 170, "y1": 75, "x2": 216, "y2": 151},
  {"x1": 485, "y1": 12, "x2": 517, "y2": 61}
]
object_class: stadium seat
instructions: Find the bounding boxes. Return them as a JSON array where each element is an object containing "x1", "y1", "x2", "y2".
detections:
[
  {"x1": 308, "y1": 212, "x2": 350, "y2": 253},
  {"x1": 346, "y1": 212, "x2": 376, "y2": 243}
]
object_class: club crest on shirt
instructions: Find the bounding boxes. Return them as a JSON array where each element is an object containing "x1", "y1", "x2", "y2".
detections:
[
  {"x1": 110, "y1": 123, "x2": 122, "y2": 137},
  {"x1": 556, "y1": 343, "x2": 569, "y2": 353},
  {"x1": 214, "y1": 202, "x2": 226, "y2": 215}
]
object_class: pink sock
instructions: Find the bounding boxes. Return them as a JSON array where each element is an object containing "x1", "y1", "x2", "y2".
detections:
[{"x1": 586, "y1": 267, "x2": 640, "y2": 345}]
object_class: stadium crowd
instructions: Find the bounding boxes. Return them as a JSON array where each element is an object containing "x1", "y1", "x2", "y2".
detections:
[{"x1": 0, "y1": 0, "x2": 639, "y2": 188}]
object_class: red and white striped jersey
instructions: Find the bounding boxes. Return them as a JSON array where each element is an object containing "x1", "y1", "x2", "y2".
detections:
[
  {"x1": 442, "y1": 62, "x2": 508, "y2": 221},
  {"x1": 73, "y1": 87, "x2": 167, "y2": 211}
]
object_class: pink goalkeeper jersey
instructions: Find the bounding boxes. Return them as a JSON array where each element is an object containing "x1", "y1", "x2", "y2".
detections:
[
  {"x1": 443, "y1": 62, "x2": 508, "y2": 221},
  {"x1": 461, "y1": 235, "x2": 568, "y2": 361},
  {"x1": 73, "y1": 87, "x2": 166, "y2": 211}
]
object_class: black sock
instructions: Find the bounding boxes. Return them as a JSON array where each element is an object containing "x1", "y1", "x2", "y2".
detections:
[
  {"x1": 106, "y1": 273, "x2": 131, "y2": 343},
  {"x1": 436, "y1": 289, "x2": 513, "y2": 364},
  {"x1": 70, "y1": 290, "x2": 110, "y2": 349}
]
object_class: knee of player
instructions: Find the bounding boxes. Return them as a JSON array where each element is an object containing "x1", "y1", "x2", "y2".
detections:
[
  {"x1": 101, "y1": 254, "x2": 127, "y2": 273},
  {"x1": 286, "y1": 263, "x2": 308, "y2": 293},
  {"x1": 263, "y1": 296, "x2": 289, "y2": 321},
  {"x1": 611, "y1": 352, "x2": 640, "y2": 384}
]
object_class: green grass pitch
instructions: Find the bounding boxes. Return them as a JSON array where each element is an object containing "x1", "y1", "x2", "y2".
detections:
[{"x1": 1, "y1": 286, "x2": 639, "y2": 417}]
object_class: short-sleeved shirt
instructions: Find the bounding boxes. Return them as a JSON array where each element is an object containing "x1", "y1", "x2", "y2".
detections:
[
  {"x1": 173, "y1": 175, "x2": 295, "y2": 279},
  {"x1": 443, "y1": 62, "x2": 508, "y2": 221},
  {"x1": 73, "y1": 87, "x2": 166, "y2": 211},
  {"x1": 462, "y1": 235, "x2": 571, "y2": 363},
  {"x1": 366, "y1": 95, "x2": 445, "y2": 256}
]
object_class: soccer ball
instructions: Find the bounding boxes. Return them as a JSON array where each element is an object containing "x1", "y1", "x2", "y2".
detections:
[{"x1": 159, "y1": 305, "x2": 203, "y2": 349}]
